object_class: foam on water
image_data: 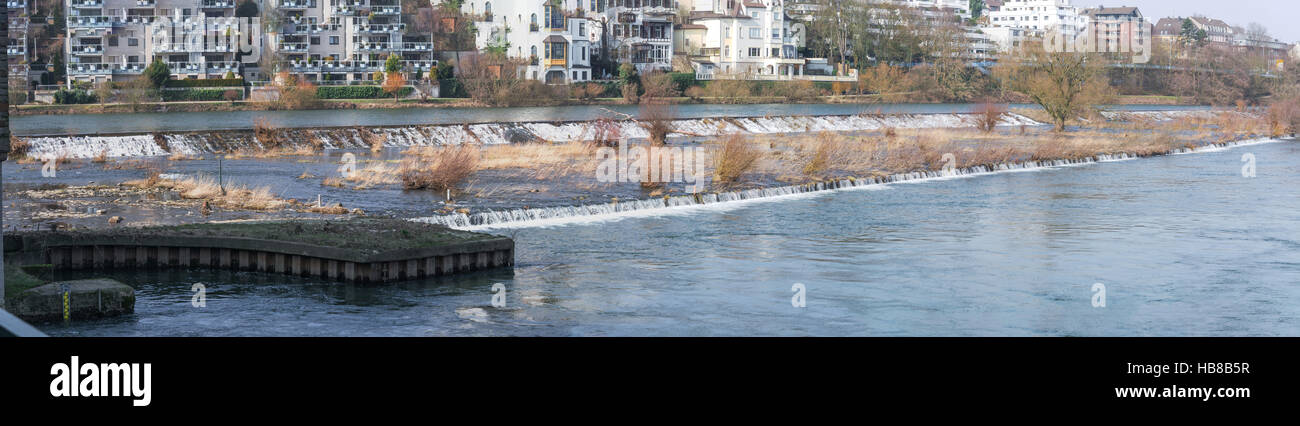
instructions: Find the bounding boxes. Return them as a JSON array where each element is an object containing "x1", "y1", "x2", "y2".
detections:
[{"x1": 415, "y1": 137, "x2": 1291, "y2": 231}]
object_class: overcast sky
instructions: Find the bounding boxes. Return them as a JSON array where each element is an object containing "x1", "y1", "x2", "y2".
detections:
[{"x1": 1073, "y1": 0, "x2": 1300, "y2": 42}]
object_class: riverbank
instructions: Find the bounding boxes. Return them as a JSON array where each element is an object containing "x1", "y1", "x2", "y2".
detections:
[{"x1": 8, "y1": 94, "x2": 1196, "y2": 117}]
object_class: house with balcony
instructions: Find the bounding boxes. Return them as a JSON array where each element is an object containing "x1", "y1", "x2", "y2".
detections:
[
  {"x1": 680, "y1": 0, "x2": 845, "y2": 81},
  {"x1": 269, "y1": 0, "x2": 434, "y2": 83},
  {"x1": 458, "y1": 0, "x2": 594, "y2": 84},
  {"x1": 982, "y1": 0, "x2": 1087, "y2": 52},
  {"x1": 63, "y1": 0, "x2": 244, "y2": 87},
  {"x1": 598, "y1": 0, "x2": 676, "y2": 74}
]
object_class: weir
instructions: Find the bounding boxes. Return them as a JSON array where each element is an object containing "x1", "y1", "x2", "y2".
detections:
[
  {"x1": 416, "y1": 137, "x2": 1285, "y2": 230},
  {"x1": 13, "y1": 112, "x2": 1044, "y2": 160}
]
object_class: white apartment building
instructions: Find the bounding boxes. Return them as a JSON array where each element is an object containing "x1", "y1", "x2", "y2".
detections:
[
  {"x1": 983, "y1": 0, "x2": 1085, "y2": 51},
  {"x1": 889, "y1": 0, "x2": 970, "y2": 20},
  {"x1": 270, "y1": 0, "x2": 435, "y2": 83},
  {"x1": 680, "y1": 0, "x2": 817, "y2": 80},
  {"x1": 458, "y1": 0, "x2": 594, "y2": 83},
  {"x1": 64, "y1": 0, "x2": 243, "y2": 87}
]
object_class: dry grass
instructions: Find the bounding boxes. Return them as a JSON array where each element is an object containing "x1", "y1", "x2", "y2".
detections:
[
  {"x1": 91, "y1": 149, "x2": 110, "y2": 163},
  {"x1": 125, "y1": 174, "x2": 288, "y2": 211},
  {"x1": 359, "y1": 128, "x2": 387, "y2": 153},
  {"x1": 9, "y1": 136, "x2": 30, "y2": 159},
  {"x1": 712, "y1": 134, "x2": 762, "y2": 185},
  {"x1": 399, "y1": 145, "x2": 481, "y2": 192}
]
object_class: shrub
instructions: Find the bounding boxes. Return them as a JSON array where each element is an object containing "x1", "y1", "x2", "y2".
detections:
[
  {"x1": 143, "y1": 60, "x2": 172, "y2": 89},
  {"x1": 253, "y1": 117, "x2": 279, "y2": 149},
  {"x1": 703, "y1": 80, "x2": 753, "y2": 103},
  {"x1": 54, "y1": 88, "x2": 97, "y2": 104},
  {"x1": 399, "y1": 145, "x2": 481, "y2": 192},
  {"x1": 974, "y1": 100, "x2": 1008, "y2": 133},
  {"x1": 712, "y1": 134, "x2": 761, "y2": 185},
  {"x1": 667, "y1": 72, "x2": 699, "y2": 93},
  {"x1": 773, "y1": 80, "x2": 822, "y2": 102},
  {"x1": 223, "y1": 89, "x2": 241, "y2": 103},
  {"x1": 161, "y1": 89, "x2": 226, "y2": 102}
]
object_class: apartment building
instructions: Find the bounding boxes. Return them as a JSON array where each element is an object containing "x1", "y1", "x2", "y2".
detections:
[
  {"x1": 1080, "y1": 6, "x2": 1144, "y2": 53},
  {"x1": 63, "y1": 0, "x2": 243, "y2": 87},
  {"x1": 600, "y1": 0, "x2": 676, "y2": 74},
  {"x1": 889, "y1": 0, "x2": 970, "y2": 20},
  {"x1": 983, "y1": 0, "x2": 1085, "y2": 51},
  {"x1": 269, "y1": 0, "x2": 435, "y2": 83},
  {"x1": 7, "y1": 0, "x2": 29, "y2": 85},
  {"x1": 456, "y1": 0, "x2": 594, "y2": 83},
  {"x1": 680, "y1": 0, "x2": 812, "y2": 80}
]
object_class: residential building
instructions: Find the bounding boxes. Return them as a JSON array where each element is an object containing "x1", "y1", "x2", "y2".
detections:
[
  {"x1": 456, "y1": 0, "x2": 594, "y2": 83},
  {"x1": 64, "y1": 0, "x2": 243, "y2": 87},
  {"x1": 1079, "y1": 6, "x2": 1145, "y2": 54},
  {"x1": 982, "y1": 0, "x2": 1086, "y2": 51},
  {"x1": 888, "y1": 0, "x2": 970, "y2": 21},
  {"x1": 270, "y1": 0, "x2": 435, "y2": 83},
  {"x1": 599, "y1": 0, "x2": 676, "y2": 74},
  {"x1": 680, "y1": 0, "x2": 827, "y2": 80},
  {"x1": 7, "y1": 0, "x2": 30, "y2": 86}
]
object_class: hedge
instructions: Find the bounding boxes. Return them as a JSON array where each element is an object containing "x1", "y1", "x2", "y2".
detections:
[
  {"x1": 54, "y1": 89, "x2": 97, "y2": 104},
  {"x1": 667, "y1": 72, "x2": 700, "y2": 92},
  {"x1": 316, "y1": 86, "x2": 414, "y2": 99},
  {"x1": 437, "y1": 79, "x2": 468, "y2": 98},
  {"x1": 164, "y1": 78, "x2": 247, "y2": 88},
  {"x1": 161, "y1": 89, "x2": 230, "y2": 102}
]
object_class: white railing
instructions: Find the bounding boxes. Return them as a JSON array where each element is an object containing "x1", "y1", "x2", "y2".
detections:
[
  {"x1": 67, "y1": 16, "x2": 114, "y2": 28},
  {"x1": 7, "y1": 45, "x2": 26, "y2": 56},
  {"x1": 70, "y1": 44, "x2": 103, "y2": 54},
  {"x1": 278, "y1": 0, "x2": 315, "y2": 7},
  {"x1": 70, "y1": 0, "x2": 102, "y2": 7},
  {"x1": 201, "y1": 0, "x2": 235, "y2": 8},
  {"x1": 353, "y1": 23, "x2": 404, "y2": 33},
  {"x1": 7, "y1": 0, "x2": 27, "y2": 9},
  {"x1": 67, "y1": 63, "x2": 114, "y2": 75}
]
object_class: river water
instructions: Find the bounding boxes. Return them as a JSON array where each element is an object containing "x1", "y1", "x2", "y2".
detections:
[
  {"x1": 41, "y1": 137, "x2": 1300, "y2": 336},
  {"x1": 10, "y1": 102, "x2": 1207, "y2": 136}
]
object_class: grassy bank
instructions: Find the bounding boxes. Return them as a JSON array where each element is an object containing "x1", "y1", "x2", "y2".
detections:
[{"x1": 4, "y1": 266, "x2": 47, "y2": 304}]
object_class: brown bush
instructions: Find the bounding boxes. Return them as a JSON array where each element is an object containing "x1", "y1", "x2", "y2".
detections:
[
  {"x1": 774, "y1": 80, "x2": 823, "y2": 102},
  {"x1": 703, "y1": 79, "x2": 753, "y2": 103},
  {"x1": 640, "y1": 70, "x2": 681, "y2": 100},
  {"x1": 639, "y1": 102, "x2": 675, "y2": 146},
  {"x1": 399, "y1": 145, "x2": 481, "y2": 192},
  {"x1": 253, "y1": 117, "x2": 280, "y2": 149},
  {"x1": 10, "y1": 136, "x2": 30, "y2": 159},
  {"x1": 712, "y1": 134, "x2": 761, "y2": 185},
  {"x1": 1268, "y1": 99, "x2": 1300, "y2": 137},
  {"x1": 974, "y1": 101, "x2": 1008, "y2": 133}
]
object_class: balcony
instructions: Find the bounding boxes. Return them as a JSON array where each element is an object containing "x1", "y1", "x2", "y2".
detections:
[
  {"x1": 277, "y1": 0, "x2": 315, "y2": 8},
  {"x1": 7, "y1": 0, "x2": 26, "y2": 9},
  {"x1": 7, "y1": 45, "x2": 26, "y2": 56},
  {"x1": 67, "y1": 63, "x2": 114, "y2": 75},
  {"x1": 67, "y1": 16, "x2": 114, "y2": 29},
  {"x1": 544, "y1": 58, "x2": 566, "y2": 67},
  {"x1": 288, "y1": 24, "x2": 340, "y2": 34},
  {"x1": 206, "y1": 61, "x2": 239, "y2": 74},
  {"x1": 9, "y1": 17, "x2": 27, "y2": 31},
  {"x1": 353, "y1": 23, "x2": 404, "y2": 33},
  {"x1": 135, "y1": 0, "x2": 155, "y2": 6},
  {"x1": 114, "y1": 62, "x2": 147, "y2": 74},
  {"x1": 168, "y1": 62, "x2": 205, "y2": 74},
  {"x1": 403, "y1": 60, "x2": 436, "y2": 71},
  {"x1": 201, "y1": 0, "x2": 235, "y2": 8},
  {"x1": 70, "y1": 44, "x2": 103, "y2": 55},
  {"x1": 70, "y1": 0, "x2": 102, "y2": 7},
  {"x1": 121, "y1": 15, "x2": 158, "y2": 25},
  {"x1": 373, "y1": 6, "x2": 399, "y2": 15},
  {"x1": 279, "y1": 42, "x2": 309, "y2": 52}
]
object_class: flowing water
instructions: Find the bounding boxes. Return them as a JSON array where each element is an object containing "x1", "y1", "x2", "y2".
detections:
[{"x1": 40, "y1": 137, "x2": 1300, "y2": 336}]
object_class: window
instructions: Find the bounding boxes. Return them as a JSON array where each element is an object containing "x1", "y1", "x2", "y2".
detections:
[
  {"x1": 329, "y1": 36, "x2": 339, "y2": 45},
  {"x1": 108, "y1": 37, "x2": 119, "y2": 46},
  {"x1": 748, "y1": 47, "x2": 760, "y2": 57},
  {"x1": 582, "y1": 46, "x2": 587, "y2": 60},
  {"x1": 128, "y1": 38, "x2": 139, "y2": 47},
  {"x1": 772, "y1": 29, "x2": 780, "y2": 39},
  {"x1": 749, "y1": 28, "x2": 760, "y2": 38},
  {"x1": 310, "y1": 37, "x2": 320, "y2": 45}
]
